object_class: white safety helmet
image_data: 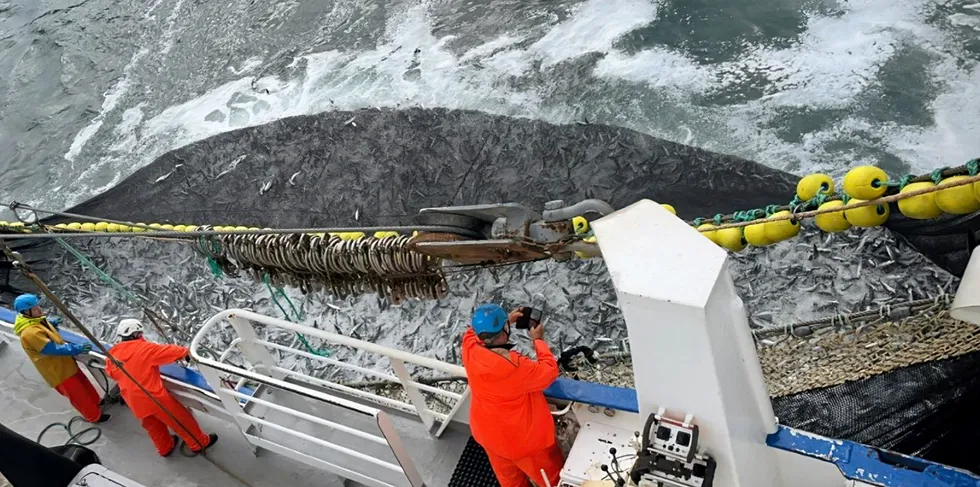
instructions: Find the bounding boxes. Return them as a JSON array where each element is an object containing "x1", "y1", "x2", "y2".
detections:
[{"x1": 117, "y1": 319, "x2": 144, "y2": 338}]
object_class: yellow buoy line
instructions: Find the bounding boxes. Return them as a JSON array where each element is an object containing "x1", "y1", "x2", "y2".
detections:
[
  {"x1": 0, "y1": 204, "x2": 427, "y2": 240},
  {"x1": 0, "y1": 219, "x2": 408, "y2": 241},
  {"x1": 671, "y1": 160, "x2": 980, "y2": 252},
  {"x1": 2, "y1": 160, "x2": 978, "y2": 256}
]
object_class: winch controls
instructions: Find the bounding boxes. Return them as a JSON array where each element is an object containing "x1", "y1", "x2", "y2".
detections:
[{"x1": 629, "y1": 409, "x2": 716, "y2": 487}]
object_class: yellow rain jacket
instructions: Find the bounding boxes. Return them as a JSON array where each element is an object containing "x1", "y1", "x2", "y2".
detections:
[{"x1": 14, "y1": 314, "x2": 80, "y2": 388}]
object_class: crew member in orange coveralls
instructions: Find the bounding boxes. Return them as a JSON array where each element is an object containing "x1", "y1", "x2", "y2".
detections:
[
  {"x1": 105, "y1": 319, "x2": 218, "y2": 457},
  {"x1": 462, "y1": 303, "x2": 564, "y2": 487}
]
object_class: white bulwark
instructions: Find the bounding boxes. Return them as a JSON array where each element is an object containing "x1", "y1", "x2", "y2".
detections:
[{"x1": 592, "y1": 199, "x2": 781, "y2": 487}]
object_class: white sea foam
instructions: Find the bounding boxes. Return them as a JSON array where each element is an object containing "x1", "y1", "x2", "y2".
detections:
[{"x1": 62, "y1": 0, "x2": 979, "y2": 208}]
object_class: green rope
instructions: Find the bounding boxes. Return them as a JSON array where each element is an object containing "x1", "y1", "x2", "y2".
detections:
[
  {"x1": 205, "y1": 258, "x2": 224, "y2": 278},
  {"x1": 692, "y1": 218, "x2": 704, "y2": 227},
  {"x1": 789, "y1": 195, "x2": 812, "y2": 213},
  {"x1": 713, "y1": 214, "x2": 723, "y2": 226},
  {"x1": 931, "y1": 168, "x2": 945, "y2": 185},
  {"x1": 897, "y1": 174, "x2": 914, "y2": 190},
  {"x1": 262, "y1": 274, "x2": 331, "y2": 357},
  {"x1": 198, "y1": 236, "x2": 224, "y2": 278},
  {"x1": 54, "y1": 237, "x2": 142, "y2": 304},
  {"x1": 967, "y1": 159, "x2": 979, "y2": 177},
  {"x1": 765, "y1": 204, "x2": 781, "y2": 216}
]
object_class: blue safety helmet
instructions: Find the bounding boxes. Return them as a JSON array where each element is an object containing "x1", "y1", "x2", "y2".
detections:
[
  {"x1": 14, "y1": 294, "x2": 40, "y2": 313},
  {"x1": 471, "y1": 303, "x2": 508, "y2": 335}
]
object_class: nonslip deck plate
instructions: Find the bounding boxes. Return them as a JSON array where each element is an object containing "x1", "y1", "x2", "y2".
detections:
[{"x1": 448, "y1": 436, "x2": 500, "y2": 487}]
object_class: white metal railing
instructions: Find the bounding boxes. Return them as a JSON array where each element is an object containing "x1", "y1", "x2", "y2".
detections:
[
  {"x1": 190, "y1": 309, "x2": 472, "y2": 487},
  {"x1": 192, "y1": 308, "x2": 469, "y2": 434},
  {"x1": 198, "y1": 358, "x2": 423, "y2": 487}
]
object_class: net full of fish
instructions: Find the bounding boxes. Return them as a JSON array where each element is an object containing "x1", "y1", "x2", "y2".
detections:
[{"x1": 37, "y1": 219, "x2": 956, "y2": 388}]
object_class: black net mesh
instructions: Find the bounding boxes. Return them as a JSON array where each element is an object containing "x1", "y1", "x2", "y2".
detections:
[
  {"x1": 885, "y1": 210, "x2": 980, "y2": 276},
  {"x1": 772, "y1": 350, "x2": 980, "y2": 473}
]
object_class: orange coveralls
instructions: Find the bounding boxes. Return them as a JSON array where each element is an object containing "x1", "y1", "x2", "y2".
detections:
[
  {"x1": 462, "y1": 329, "x2": 564, "y2": 487},
  {"x1": 105, "y1": 339, "x2": 211, "y2": 456}
]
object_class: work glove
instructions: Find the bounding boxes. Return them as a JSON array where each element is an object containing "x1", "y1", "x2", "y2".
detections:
[
  {"x1": 48, "y1": 316, "x2": 62, "y2": 328},
  {"x1": 40, "y1": 342, "x2": 91, "y2": 356}
]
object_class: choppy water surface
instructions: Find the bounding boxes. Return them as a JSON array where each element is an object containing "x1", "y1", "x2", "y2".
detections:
[{"x1": 1, "y1": 0, "x2": 979, "y2": 210}]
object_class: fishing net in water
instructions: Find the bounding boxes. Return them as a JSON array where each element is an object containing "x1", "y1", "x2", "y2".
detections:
[
  {"x1": 759, "y1": 307, "x2": 980, "y2": 473},
  {"x1": 565, "y1": 305, "x2": 980, "y2": 474},
  {"x1": 771, "y1": 349, "x2": 980, "y2": 473}
]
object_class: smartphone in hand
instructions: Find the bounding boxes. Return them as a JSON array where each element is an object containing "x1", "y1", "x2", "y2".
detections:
[{"x1": 515, "y1": 307, "x2": 543, "y2": 330}]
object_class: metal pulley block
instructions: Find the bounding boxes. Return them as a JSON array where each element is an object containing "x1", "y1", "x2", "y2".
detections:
[{"x1": 410, "y1": 199, "x2": 611, "y2": 264}]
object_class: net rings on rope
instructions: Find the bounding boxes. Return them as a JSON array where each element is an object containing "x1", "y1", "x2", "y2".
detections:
[{"x1": 195, "y1": 231, "x2": 448, "y2": 303}]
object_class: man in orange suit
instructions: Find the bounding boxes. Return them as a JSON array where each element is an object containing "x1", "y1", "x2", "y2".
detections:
[
  {"x1": 462, "y1": 304, "x2": 564, "y2": 487},
  {"x1": 105, "y1": 319, "x2": 218, "y2": 457}
]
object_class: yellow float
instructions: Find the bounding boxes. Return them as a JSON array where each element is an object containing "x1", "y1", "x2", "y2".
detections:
[
  {"x1": 714, "y1": 227, "x2": 746, "y2": 252},
  {"x1": 697, "y1": 223, "x2": 719, "y2": 244},
  {"x1": 763, "y1": 211, "x2": 800, "y2": 242},
  {"x1": 896, "y1": 182, "x2": 942, "y2": 220},
  {"x1": 796, "y1": 173, "x2": 835, "y2": 201},
  {"x1": 843, "y1": 166, "x2": 889, "y2": 200},
  {"x1": 844, "y1": 200, "x2": 890, "y2": 227},
  {"x1": 813, "y1": 201, "x2": 851, "y2": 233},
  {"x1": 743, "y1": 222, "x2": 772, "y2": 247},
  {"x1": 934, "y1": 176, "x2": 980, "y2": 215}
]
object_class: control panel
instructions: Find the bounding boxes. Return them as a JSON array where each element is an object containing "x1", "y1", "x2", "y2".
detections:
[{"x1": 629, "y1": 408, "x2": 716, "y2": 487}]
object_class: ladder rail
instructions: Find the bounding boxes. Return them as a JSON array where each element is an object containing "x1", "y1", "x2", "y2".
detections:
[
  {"x1": 195, "y1": 358, "x2": 424, "y2": 486},
  {"x1": 191, "y1": 309, "x2": 470, "y2": 431},
  {"x1": 192, "y1": 309, "x2": 466, "y2": 376}
]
